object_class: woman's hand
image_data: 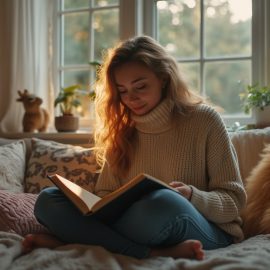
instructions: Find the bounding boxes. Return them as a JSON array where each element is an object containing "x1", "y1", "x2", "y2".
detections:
[{"x1": 169, "y1": 181, "x2": 193, "y2": 201}]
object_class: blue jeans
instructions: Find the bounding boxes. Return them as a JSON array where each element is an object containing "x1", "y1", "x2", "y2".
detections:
[{"x1": 34, "y1": 187, "x2": 233, "y2": 258}]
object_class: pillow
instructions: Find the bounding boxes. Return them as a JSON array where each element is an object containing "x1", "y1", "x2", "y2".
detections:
[
  {"x1": 0, "y1": 138, "x2": 16, "y2": 146},
  {"x1": 0, "y1": 140, "x2": 26, "y2": 192},
  {"x1": 25, "y1": 138, "x2": 99, "y2": 194},
  {"x1": 0, "y1": 190, "x2": 48, "y2": 236}
]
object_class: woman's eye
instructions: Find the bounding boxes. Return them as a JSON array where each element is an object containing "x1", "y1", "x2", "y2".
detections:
[
  {"x1": 136, "y1": 84, "x2": 146, "y2": 90},
  {"x1": 118, "y1": 89, "x2": 127, "y2": 95}
]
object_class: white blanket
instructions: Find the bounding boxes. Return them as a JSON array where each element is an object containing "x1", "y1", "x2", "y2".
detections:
[{"x1": 0, "y1": 232, "x2": 270, "y2": 270}]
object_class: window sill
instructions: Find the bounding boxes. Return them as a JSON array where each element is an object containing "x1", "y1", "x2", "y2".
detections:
[{"x1": 0, "y1": 130, "x2": 93, "y2": 147}]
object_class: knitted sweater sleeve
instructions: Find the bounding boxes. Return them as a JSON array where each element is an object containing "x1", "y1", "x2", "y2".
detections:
[{"x1": 190, "y1": 109, "x2": 247, "y2": 224}]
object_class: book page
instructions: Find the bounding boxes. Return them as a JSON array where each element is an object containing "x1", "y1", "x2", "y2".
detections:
[{"x1": 49, "y1": 175, "x2": 101, "y2": 214}]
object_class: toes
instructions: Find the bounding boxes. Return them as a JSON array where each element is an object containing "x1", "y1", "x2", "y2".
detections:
[
  {"x1": 21, "y1": 237, "x2": 34, "y2": 254},
  {"x1": 196, "y1": 250, "x2": 204, "y2": 260}
]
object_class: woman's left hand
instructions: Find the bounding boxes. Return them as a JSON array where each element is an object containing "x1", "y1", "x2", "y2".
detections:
[{"x1": 169, "y1": 181, "x2": 192, "y2": 201}]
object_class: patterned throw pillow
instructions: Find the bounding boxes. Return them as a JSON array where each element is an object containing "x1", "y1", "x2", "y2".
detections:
[
  {"x1": 0, "y1": 190, "x2": 48, "y2": 236},
  {"x1": 0, "y1": 140, "x2": 26, "y2": 192},
  {"x1": 25, "y1": 138, "x2": 100, "y2": 194}
]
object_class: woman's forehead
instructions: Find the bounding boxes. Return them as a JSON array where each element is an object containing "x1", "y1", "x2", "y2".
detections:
[{"x1": 113, "y1": 62, "x2": 154, "y2": 83}]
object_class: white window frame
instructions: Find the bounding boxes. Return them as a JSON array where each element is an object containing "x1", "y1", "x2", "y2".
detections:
[
  {"x1": 142, "y1": 0, "x2": 270, "y2": 127},
  {"x1": 57, "y1": 0, "x2": 121, "y2": 129},
  {"x1": 56, "y1": 0, "x2": 270, "y2": 129}
]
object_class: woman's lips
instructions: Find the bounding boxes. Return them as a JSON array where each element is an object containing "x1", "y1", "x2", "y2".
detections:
[{"x1": 132, "y1": 105, "x2": 145, "y2": 112}]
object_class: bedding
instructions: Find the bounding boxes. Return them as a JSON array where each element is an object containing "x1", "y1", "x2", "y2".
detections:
[{"x1": 0, "y1": 231, "x2": 269, "y2": 270}]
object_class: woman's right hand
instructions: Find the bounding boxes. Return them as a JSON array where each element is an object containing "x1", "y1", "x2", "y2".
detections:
[{"x1": 169, "y1": 181, "x2": 193, "y2": 201}]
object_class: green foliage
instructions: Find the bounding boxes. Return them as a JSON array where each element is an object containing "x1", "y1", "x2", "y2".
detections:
[
  {"x1": 88, "y1": 61, "x2": 102, "y2": 101},
  {"x1": 89, "y1": 61, "x2": 101, "y2": 80},
  {"x1": 240, "y1": 84, "x2": 270, "y2": 114},
  {"x1": 89, "y1": 61, "x2": 101, "y2": 68},
  {"x1": 54, "y1": 84, "x2": 90, "y2": 115}
]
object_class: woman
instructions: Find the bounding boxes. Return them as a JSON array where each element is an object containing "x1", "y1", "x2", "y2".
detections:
[{"x1": 23, "y1": 36, "x2": 246, "y2": 260}]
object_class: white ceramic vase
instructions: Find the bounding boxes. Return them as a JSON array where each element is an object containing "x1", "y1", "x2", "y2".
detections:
[{"x1": 253, "y1": 106, "x2": 270, "y2": 128}]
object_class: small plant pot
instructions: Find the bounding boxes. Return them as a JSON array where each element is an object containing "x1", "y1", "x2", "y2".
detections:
[
  {"x1": 253, "y1": 106, "x2": 270, "y2": 128},
  {"x1": 55, "y1": 115, "x2": 79, "y2": 132}
]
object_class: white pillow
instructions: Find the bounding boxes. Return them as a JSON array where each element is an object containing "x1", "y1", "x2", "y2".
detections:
[{"x1": 0, "y1": 141, "x2": 26, "y2": 192}]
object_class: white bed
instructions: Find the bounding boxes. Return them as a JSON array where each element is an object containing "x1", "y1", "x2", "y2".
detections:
[{"x1": 0, "y1": 231, "x2": 270, "y2": 270}]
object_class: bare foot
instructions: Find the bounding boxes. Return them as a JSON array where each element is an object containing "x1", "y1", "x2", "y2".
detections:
[
  {"x1": 150, "y1": 240, "x2": 204, "y2": 260},
  {"x1": 22, "y1": 233, "x2": 64, "y2": 253}
]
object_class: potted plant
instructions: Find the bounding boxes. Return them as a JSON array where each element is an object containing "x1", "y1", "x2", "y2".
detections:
[
  {"x1": 54, "y1": 84, "x2": 84, "y2": 132},
  {"x1": 240, "y1": 84, "x2": 270, "y2": 128}
]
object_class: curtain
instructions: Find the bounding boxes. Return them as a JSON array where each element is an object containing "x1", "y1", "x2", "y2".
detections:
[{"x1": 0, "y1": 0, "x2": 56, "y2": 133}]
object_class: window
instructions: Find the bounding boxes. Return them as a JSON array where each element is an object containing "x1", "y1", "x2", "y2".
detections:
[
  {"x1": 56, "y1": 0, "x2": 270, "y2": 128},
  {"x1": 58, "y1": 0, "x2": 120, "y2": 127},
  {"x1": 144, "y1": 0, "x2": 253, "y2": 126}
]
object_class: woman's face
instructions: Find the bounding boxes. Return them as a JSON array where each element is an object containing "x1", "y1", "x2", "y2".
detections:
[{"x1": 113, "y1": 61, "x2": 165, "y2": 116}]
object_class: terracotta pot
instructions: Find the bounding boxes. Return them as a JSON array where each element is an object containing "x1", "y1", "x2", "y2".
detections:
[{"x1": 55, "y1": 115, "x2": 79, "y2": 132}]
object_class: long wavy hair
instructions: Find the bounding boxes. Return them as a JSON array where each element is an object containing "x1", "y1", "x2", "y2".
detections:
[{"x1": 94, "y1": 36, "x2": 203, "y2": 177}]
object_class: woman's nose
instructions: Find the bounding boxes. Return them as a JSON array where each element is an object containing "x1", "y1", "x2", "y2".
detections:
[{"x1": 127, "y1": 90, "x2": 139, "y2": 101}]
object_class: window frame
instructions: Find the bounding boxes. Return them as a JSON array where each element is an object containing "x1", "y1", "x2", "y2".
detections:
[
  {"x1": 56, "y1": 0, "x2": 270, "y2": 129},
  {"x1": 57, "y1": 2, "x2": 121, "y2": 79},
  {"x1": 143, "y1": 0, "x2": 268, "y2": 127},
  {"x1": 57, "y1": 0, "x2": 121, "y2": 128}
]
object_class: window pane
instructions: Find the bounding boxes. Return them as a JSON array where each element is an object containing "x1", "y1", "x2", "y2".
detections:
[
  {"x1": 59, "y1": 1, "x2": 120, "y2": 126},
  {"x1": 179, "y1": 63, "x2": 200, "y2": 92},
  {"x1": 204, "y1": 0, "x2": 252, "y2": 57},
  {"x1": 63, "y1": 70, "x2": 90, "y2": 87},
  {"x1": 64, "y1": 0, "x2": 89, "y2": 10},
  {"x1": 204, "y1": 60, "x2": 251, "y2": 115},
  {"x1": 157, "y1": 0, "x2": 200, "y2": 59},
  {"x1": 93, "y1": 9, "x2": 119, "y2": 60},
  {"x1": 63, "y1": 13, "x2": 89, "y2": 65},
  {"x1": 61, "y1": 70, "x2": 92, "y2": 118},
  {"x1": 93, "y1": 0, "x2": 119, "y2": 7}
]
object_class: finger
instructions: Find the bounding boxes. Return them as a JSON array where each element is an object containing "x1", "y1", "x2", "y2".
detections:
[
  {"x1": 169, "y1": 181, "x2": 184, "y2": 187},
  {"x1": 173, "y1": 188, "x2": 183, "y2": 195}
]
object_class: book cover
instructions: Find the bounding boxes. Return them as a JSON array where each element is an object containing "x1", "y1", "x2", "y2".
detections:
[{"x1": 48, "y1": 173, "x2": 175, "y2": 223}]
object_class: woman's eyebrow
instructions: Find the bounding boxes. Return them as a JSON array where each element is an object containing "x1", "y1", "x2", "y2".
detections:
[
  {"x1": 116, "y1": 77, "x2": 147, "y2": 87},
  {"x1": 131, "y1": 77, "x2": 147, "y2": 84}
]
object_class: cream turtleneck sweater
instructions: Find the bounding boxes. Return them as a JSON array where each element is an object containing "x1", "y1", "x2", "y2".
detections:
[{"x1": 94, "y1": 99, "x2": 247, "y2": 242}]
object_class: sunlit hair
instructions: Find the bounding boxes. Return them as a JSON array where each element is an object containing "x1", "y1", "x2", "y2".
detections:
[{"x1": 94, "y1": 36, "x2": 203, "y2": 178}]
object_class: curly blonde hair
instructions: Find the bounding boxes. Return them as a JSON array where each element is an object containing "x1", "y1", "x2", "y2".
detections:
[{"x1": 94, "y1": 36, "x2": 203, "y2": 177}]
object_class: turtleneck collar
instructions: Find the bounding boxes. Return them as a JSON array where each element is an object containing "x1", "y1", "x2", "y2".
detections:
[{"x1": 131, "y1": 98, "x2": 174, "y2": 134}]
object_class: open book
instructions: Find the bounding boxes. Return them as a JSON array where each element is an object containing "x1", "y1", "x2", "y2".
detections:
[{"x1": 47, "y1": 173, "x2": 176, "y2": 222}]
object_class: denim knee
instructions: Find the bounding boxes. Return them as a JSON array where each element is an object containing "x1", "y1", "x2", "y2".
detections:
[
  {"x1": 141, "y1": 189, "x2": 191, "y2": 217},
  {"x1": 113, "y1": 189, "x2": 191, "y2": 244},
  {"x1": 34, "y1": 187, "x2": 63, "y2": 225}
]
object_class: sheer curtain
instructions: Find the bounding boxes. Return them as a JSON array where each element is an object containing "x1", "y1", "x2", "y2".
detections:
[{"x1": 0, "y1": 0, "x2": 57, "y2": 133}]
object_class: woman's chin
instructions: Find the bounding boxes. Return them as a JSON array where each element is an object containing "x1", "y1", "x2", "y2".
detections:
[{"x1": 132, "y1": 109, "x2": 149, "y2": 116}]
